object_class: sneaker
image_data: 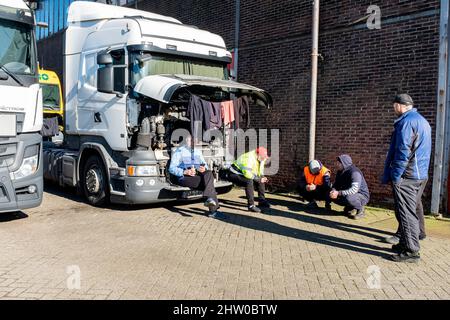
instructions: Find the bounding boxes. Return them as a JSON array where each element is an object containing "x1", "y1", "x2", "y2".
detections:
[
  {"x1": 390, "y1": 251, "x2": 420, "y2": 263},
  {"x1": 306, "y1": 201, "x2": 319, "y2": 209},
  {"x1": 248, "y1": 205, "x2": 261, "y2": 213},
  {"x1": 351, "y1": 208, "x2": 366, "y2": 220},
  {"x1": 384, "y1": 235, "x2": 400, "y2": 245},
  {"x1": 208, "y1": 211, "x2": 227, "y2": 220},
  {"x1": 204, "y1": 198, "x2": 217, "y2": 209},
  {"x1": 258, "y1": 200, "x2": 271, "y2": 208},
  {"x1": 419, "y1": 234, "x2": 427, "y2": 241}
]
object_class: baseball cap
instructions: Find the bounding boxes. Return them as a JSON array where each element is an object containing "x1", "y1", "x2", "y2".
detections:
[
  {"x1": 393, "y1": 94, "x2": 414, "y2": 106},
  {"x1": 309, "y1": 160, "x2": 322, "y2": 175}
]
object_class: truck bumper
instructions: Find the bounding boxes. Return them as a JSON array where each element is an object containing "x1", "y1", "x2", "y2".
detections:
[
  {"x1": 0, "y1": 133, "x2": 43, "y2": 213},
  {"x1": 109, "y1": 176, "x2": 232, "y2": 205}
]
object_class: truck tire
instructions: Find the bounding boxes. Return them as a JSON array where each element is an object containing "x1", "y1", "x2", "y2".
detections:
[{"x1": 81, "y1": 155, "x2": 110, "y2": 206}]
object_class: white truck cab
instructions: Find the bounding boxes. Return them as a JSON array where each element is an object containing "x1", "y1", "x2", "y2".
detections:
[
  {"x1": 0, "y1": 0, "x2": 43, "y2": 212},
  {"x1": 44, "y1": 1, "x2": 271, "y2": 206}
]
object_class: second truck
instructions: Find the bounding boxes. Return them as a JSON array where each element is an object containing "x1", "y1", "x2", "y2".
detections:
[{"x1": 0, "y1": 0, "x2": 43, "y2": 213}]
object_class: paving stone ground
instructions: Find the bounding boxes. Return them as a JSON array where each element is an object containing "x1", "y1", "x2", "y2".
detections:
[{"x1": 0, "y1": 185, "x2": 449, "y2": 300}]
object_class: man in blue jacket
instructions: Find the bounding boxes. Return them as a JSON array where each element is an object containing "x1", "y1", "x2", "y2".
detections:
[
  {"x1": 169, "y1": 137, "x2": 225, "y2": 219},
  {"x1": 382, "y1": 94, "x2": 432, "y2": 263}
]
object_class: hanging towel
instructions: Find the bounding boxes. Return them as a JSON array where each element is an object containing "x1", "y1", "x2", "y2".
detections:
[{"x1": 221, "y1": 100, "x2": 235, "y2": 126}]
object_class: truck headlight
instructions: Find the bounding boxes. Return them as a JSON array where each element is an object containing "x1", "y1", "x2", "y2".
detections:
[
  {"x1": 127, "y1": 165, "x2": 158, "y2": 177},
  {"x1": 11, "y1": 154, "x2": 39, "y2": 180}
]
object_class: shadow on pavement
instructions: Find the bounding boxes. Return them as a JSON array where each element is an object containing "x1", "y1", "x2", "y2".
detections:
[
  {"x1": 44, "y1": 182, "x2": 85, "y2": 204},
  {"x1": 221, "y1": 198, "x2": 393, "y2": 240},
  {"x1": 171, "y1": 203, "x2": 391, "y2": 258},
  {"x1": 0, "y1": 211, "x2": 28, "y2": 223},
  {"x1": 169, "y1": 195, "x2": 390, "y2": 258}
]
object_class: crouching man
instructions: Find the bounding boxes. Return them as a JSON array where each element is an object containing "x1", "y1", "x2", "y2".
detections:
[
  {"x1": 227, "y1": 147, "x2": 270, "y2": 213},
  {"x1": 298, "y1": 160, "x2": 332, "y2": 210},
  {"x1": 169, "y1": 138, "x2": 225, "y2": 219},
  {"x1": 329, "y1": 155, "x2": 370, "y2": 220}
]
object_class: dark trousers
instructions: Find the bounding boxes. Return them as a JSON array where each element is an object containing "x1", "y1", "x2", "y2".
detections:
[
  {"x1": 392, "y1": 179, "x2": 427, "y2": 253},
  {"x1": 176, "y1": 171, "x2": 218, "y2": 211},
  {"x1": 299, "y1": 185, "x2": 331, "y2": 203},
  {"x1": 227, "y1": 172, "x2": 265, "y2": 206},
  {"x1": 394, "y1": 179, "x2": 427, "y2": 239},
  {"x1": 332, "y1": 193, "x2": 369, "y2": 211}
]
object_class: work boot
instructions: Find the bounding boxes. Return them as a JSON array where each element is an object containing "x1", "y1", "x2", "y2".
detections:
[
  {"x1": 258, "y1": 199, "x2": 271, "y2": 208},
  {"x1": 392, "y1": 243, "x2": 405, "y2": 254},
  {"x1": 343, "y1": 206, "x2": 354, "y2": 217},
  {"x1": 390, "y1": 251, "x2": 420, "y2": 263},
  {"x1": 351, "y1": 208, "x2": 366, "y2": 220},
  {"x1": 384, "y1": 235, "x2": 400, "y2": 245},
  {"x1": 248, "y1": 205, "x2": 261, "y2": 213}
]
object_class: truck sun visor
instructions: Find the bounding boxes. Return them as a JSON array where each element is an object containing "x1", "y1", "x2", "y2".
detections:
[{"x1": 134, "y1": 74, "x2": 273, "y2": 108}]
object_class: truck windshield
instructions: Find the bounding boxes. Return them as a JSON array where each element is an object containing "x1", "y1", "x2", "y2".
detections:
[
  {"x1": 42, "y1": 84, "x2": 61, "y2": 111},
  {"x1": 130, "y1": 53, "x2": 228, "y2": 86},
  {"x1": 0, "y1": 18, "x2": 35, "y2": 75}
]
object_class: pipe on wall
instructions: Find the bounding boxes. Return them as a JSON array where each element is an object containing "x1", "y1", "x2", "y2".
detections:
[
  {"x1": 431, "y1": 0, "x2": 449, "y2": 216},
  {"x1": 309, "y1": 0, "x2": 320, "y2": 162}
]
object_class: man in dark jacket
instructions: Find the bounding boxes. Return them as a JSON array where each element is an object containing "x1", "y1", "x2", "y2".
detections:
[
  {"x1": 382, "y1": 94, "x2": 431, "y2": 263},
  {"x1": 329, "y1": 155, "x2": 370, "y2": 220}
]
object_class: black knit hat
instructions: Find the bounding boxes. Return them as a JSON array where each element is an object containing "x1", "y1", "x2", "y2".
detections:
[{"x1": 393, "y1": 94, "x2": 414, "y2": 106}]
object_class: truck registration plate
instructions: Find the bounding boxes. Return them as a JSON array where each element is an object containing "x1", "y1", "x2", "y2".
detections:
[{"x1": 0, "y1": 114, "x2": 16, "y2": 137}]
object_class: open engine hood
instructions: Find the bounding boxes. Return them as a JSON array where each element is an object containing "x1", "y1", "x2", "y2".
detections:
[{"x1": 134, "y1": 74, "x2": 273, "y2": 108}]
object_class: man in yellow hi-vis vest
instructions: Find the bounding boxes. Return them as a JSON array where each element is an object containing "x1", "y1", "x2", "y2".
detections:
[{"x1": 227, "y1": 147, "x2": 270, "y2": 212}]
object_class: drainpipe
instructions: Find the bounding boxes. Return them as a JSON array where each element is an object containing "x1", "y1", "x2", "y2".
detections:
[
  {"x1": 234, "y1": 0, "x2": 241, "y2": 80},
  {"x1": 431, "y1": 0, "x2": 449, "y2": 216},
  {"x1": 309, "y1": 0, "x2": 320, "y2": 161}
]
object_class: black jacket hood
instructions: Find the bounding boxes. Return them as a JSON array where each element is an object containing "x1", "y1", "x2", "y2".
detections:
[{"x1": 338, "y1": 154, "x2": 353, "y2": 170}]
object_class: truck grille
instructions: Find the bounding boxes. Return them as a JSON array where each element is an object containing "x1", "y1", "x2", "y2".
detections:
[
  {"x1": 0, "y1": 113, "x2": 25, "y2": 167},
  {"x1": 16, "y1": 113, "x2": 25, "y2": 133},
  {"x1": 0, "y1": 140, "x2": 17, "y2": 168}
]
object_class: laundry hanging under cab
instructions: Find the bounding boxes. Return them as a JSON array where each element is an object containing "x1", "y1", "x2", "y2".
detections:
[
  {"x1": 186, "y1": 95, "x2": 251, "y2": 140},
  {"x1": 221, "y1": 100, "x2": 235, "y2": 126},
  {"x1": 187, "y1": 95, "x2": 212, "y2": 141},
  {"x1": 233, "y1": 96, "x2": 250, "y2": 129},
  {"x1": 210, "y1": 101, "x2": 223, "y2": 129}
]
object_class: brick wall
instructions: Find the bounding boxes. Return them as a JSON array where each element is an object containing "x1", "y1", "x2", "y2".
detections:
[{"x1": 38, "y1": 0, "x2": 441, "y2": 208}]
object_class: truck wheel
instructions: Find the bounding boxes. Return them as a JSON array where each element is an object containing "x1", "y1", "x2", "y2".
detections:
[{"x1": 81, "y1": 155, "x2": 109, "y2": 206}]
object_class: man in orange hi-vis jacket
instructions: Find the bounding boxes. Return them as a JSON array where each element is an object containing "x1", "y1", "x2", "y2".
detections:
[{"x1": 298, "y1": 160, "x2": 332, "y2": 210}]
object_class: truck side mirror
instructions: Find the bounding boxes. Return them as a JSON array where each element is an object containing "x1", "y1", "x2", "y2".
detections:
[
  {"x1": 97, "y1": 53, "x2": 113, "y2": 65},
  {"x1": 97, "y1": 65, "x2": 114, "y2": 94},
  {"x1": 97, "y1": 53, "x2": 114, "y2": 94}
]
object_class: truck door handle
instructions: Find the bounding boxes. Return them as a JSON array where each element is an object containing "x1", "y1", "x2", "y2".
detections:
[{"x1": 94, "y1": 112, "x2": 102, "y2": 123}]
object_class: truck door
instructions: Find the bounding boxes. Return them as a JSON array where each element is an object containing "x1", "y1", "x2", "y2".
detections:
[{"x1": 76, "y1": 48, "x2": 128, "y2": 151}]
